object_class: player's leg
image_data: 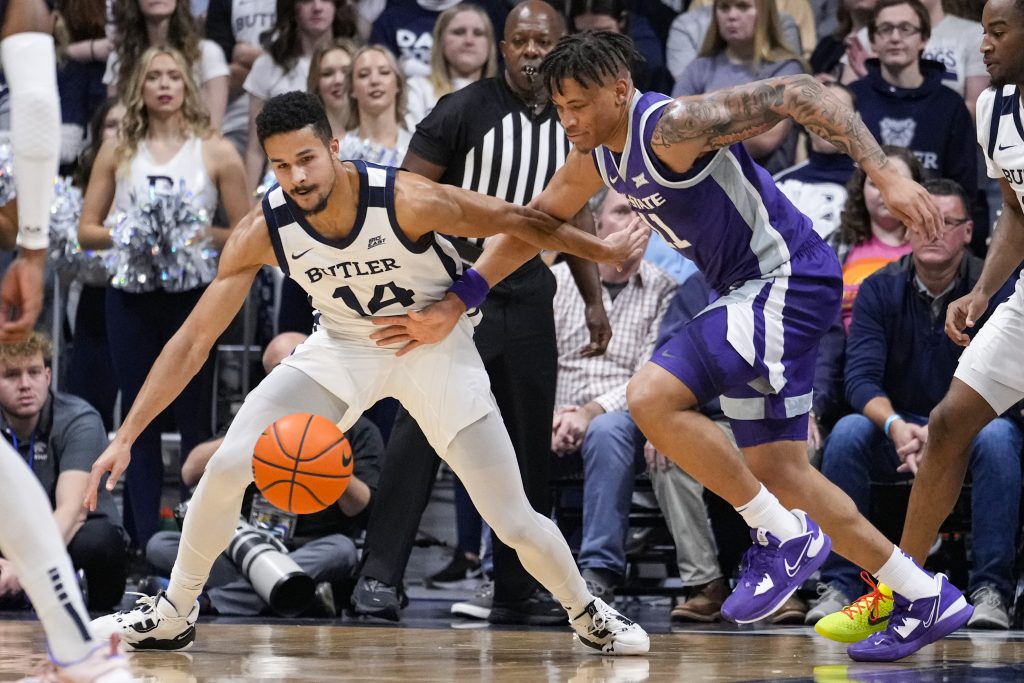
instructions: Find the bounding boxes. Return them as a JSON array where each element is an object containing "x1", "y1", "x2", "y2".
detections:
[
  {"x1": 0, "y1": 442, "x2": 93, "y2": 663},
  {"x1": 442, "y1": 411, "x2": 649, "y2": 655},
  {"x1": 90, "y1": 364, "x2": 351, "y2": 650},
  {"x1": 628, "y1": 363, "x2": 763, "y2": 508},
  {"x1": 0, "y1": 442, "x2": 133, "y2": 682},
  {"x1": 739, "y1": 384, "x2": 971, "y2": 660},
  {"x1": 2, "y1": 0, "x2": 60, "y2": 246},
  {"x1": 900, "y1": 378, "x2": 1003, "y2": 563},
  {"x1": 393, "y1": 321, "x2": 647, "y2": 655}
]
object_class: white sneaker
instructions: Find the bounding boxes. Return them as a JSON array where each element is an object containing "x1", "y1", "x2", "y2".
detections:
[
  {"x1": 89, "y1": 592, "x2": 198, "y2": 651},
  {"x1": 570, "y1": 598, "x2": 650, "y2": 656},
  {"x1": 18, "y1": 634, "x2": 137, "y2": 682}
]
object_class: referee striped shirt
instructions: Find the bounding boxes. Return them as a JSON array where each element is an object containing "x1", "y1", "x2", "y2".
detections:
[{"x1": 406, "y1": 76, "x2": 571, "y2": 264}]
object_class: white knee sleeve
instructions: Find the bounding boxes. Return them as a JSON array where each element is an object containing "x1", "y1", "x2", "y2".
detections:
[{"x1": 1, "y1": 32, "x2": 60, "y2": 249}]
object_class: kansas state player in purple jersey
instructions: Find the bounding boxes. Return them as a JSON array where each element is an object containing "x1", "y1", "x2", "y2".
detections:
[{"x1": 371, "y1": 31, "x2": 972, "y2": 662}]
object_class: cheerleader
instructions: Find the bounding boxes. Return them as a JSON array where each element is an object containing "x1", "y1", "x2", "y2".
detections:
[{"x1": 79, "y1": 46, "x2": 248, "y2": 547}]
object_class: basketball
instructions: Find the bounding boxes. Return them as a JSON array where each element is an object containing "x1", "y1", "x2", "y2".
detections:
[{"x1": 252, "y1": 413, "x2": 353, "y2": 514}]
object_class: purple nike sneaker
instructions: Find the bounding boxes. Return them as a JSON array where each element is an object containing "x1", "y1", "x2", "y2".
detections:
[
  {"x1": 721, "y1": 510, "x2": 830, "y2": 624},
  {"x1": 847, "y1": 573, "x2": 972, "y2": 662}
]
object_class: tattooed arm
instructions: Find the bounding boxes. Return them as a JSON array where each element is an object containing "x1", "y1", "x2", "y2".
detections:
[{"x1": 651, "y1": 74, "x2": 940, "y2": 237}]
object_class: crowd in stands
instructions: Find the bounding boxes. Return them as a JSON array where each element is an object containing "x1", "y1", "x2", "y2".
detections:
[{"x1": 0, "y1": 0, "x2": 1016, "y2": 631}]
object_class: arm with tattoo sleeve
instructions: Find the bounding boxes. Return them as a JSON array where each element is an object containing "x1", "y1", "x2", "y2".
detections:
[{"x1": 651, "y1": 74, "x2": 940, "y2": 236}]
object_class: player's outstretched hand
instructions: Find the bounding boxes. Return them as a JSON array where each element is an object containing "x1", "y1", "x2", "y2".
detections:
[
  {"x1": 603, "y1": 216, "x2": 650, "y2": 270},
  {"x1": 877, "y1": 173, "x2": 941, "y2": 241},
  {"x1": 945, "y1": 290, "x2": 989, "y2": 347},
  {"x1": 370, "y1": 292, "x2": 466, "y2": 356},
  {"x1": 85, "y1": 441, "x2": 132, "y2": 512},
  {"x1": 0, "y1": 248, "x2": 44, "y2": 343}
]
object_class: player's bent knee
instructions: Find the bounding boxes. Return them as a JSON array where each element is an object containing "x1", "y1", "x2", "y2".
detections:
[
  {"x1": 626, "y1": 378, "x2": 663, "y2": 428},
  {"x1": 201, "y1": 445, "x2": 255, "y2": 491},
  {"x1": 487, "y1": 514, "x2": 544, "y2": 550}
]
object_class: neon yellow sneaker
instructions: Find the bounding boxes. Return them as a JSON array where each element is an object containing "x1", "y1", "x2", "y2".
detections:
[{"x1": 813, "y1": 572, "x2": 893, "y2": 643}]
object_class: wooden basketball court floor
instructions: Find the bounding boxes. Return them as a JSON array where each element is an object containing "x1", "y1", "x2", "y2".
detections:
[{"x1": 2, "y1": 609, "x2": 1024, "y2": 682}]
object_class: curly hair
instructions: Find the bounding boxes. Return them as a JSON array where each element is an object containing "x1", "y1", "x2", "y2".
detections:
[
  {"x1": 116, "y1": 47, "x2": 211, "y2": 173},
  {"x1": 838, "y1": 146, "x2": 923, "y2": 246},
  {"x1": 264, "y1": 0, "x2": 358, "y2": 73},
  {"x1": 111, "y1": 0, "x2": 202, "y2": 100},
  {"x1": 342, "y1": 45, "x2": 407, "y2": 132},
  {"x1": 256, "y1": 91, "x2": 334, "y2": 150},
  {"x1": 0, "y1": 331, "x2": 53, "y2": 366},
  {"x1": 539, "y1": 30, "x2": 641, "y2": 96}
]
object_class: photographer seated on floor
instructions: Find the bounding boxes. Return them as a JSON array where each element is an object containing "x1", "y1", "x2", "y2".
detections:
[
  {"x1": 146, "y1": 332, "x2": 382, "y2": 617},
  {"x1": 0, "y1": 331, "x2": 130, "y2": 611}
]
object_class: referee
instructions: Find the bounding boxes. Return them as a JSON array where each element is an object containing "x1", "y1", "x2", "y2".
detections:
[{"x1": 351, "y1": 0, "x2": 609, "y2": 624}]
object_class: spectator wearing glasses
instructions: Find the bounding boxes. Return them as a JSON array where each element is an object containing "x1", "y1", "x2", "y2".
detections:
[
  {"x1": 806, "y1": 178, "x2": 1022, "y2": 631},
  {"x1": 848, "y1": 0, "x2": 981, "y2": 245}
]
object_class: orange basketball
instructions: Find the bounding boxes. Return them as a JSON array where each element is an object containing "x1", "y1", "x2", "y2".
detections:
[{"x1": 252, "y1": 413, "x2": 353, "y2": 514}]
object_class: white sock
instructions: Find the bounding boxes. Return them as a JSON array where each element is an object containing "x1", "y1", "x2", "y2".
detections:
[
  {"x1": 0, "y1": 445, "x2": 95, "y2": 664},
  {"x1": 735, "y1": 484, "x2": 803, "y2": 541},
  {"x1": 874, "y1": 546, "x2": 938, "y2": 601},
  {"x1": 1, "y1": 32, "x2": 60, "y2": 249}
]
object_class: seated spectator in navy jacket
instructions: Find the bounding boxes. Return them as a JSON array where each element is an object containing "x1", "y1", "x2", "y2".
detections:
[
  {"x1": 807, "y1": 179, "x2": 1022, "y2": 630},
  {"x1": 848, "y1": 0, "x2": 985, "y2": 247},
  {"x1": 0, "y1": 332, "x2": 129, "y2": 611}
]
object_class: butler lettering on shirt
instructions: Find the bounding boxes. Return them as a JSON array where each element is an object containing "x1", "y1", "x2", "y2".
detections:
[{"x1": 305, "y1": 258, "x2": 401, "y2": 283}]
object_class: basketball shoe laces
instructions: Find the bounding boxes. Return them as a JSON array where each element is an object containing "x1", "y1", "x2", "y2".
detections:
[
  {"x1": 737, "y1": 536, "x2": 779, "y2": 586},
  {"x1": 841, "y1": 572, "x2": 892, "y2": 622},
  {"x1": 113, "y1": 592, "x2": 160, "y2": 619}
]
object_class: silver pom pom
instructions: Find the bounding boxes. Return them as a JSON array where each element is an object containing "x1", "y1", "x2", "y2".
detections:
[
  {"x1": 254, "y1": 169, "x2": 277, "y2": 202},
  {"x1": 107, "y1": 182, "x2": 217, "y2": 293},
  {"x1": 0, "y1": 137, "x2": 15, "y2": 207}
]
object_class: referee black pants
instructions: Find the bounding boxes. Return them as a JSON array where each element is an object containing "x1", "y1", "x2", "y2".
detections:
[{"x1": 359, "y1": 258, "x2": 558, "y2": 603}]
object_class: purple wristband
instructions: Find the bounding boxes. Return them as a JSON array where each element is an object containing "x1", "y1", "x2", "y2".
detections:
[{"x1": 448, "y1": 268, "x2": 490, "y2": 309}]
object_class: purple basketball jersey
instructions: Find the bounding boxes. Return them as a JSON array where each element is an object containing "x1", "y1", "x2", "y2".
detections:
[
  {"x1": 596, "y1": 92, "x2": 844, "y2": 447},
  {"x1": 592, "y1": 91, "x2": 820, "y2": 293}
]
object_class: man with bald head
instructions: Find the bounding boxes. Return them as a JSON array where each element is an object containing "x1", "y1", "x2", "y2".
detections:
[{"x1": 350, "y1": 0, "x2": 613, "y2": 626}]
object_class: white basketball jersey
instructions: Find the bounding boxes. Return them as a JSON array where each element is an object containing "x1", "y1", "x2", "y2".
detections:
[
  {"x1": 263, "y1": 161, "x2": 466, "y2": 342},
  {"x1": 977, "y1": 85, "x2": 1024, "y2": 213},
  {"x1": 112, "y1": 137, "x2": 218, "y2": 217}
]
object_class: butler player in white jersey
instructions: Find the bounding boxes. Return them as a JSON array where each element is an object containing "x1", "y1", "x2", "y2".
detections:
[
  {"x1": 0, "y1": 1, "x2": 134, "y2": 681},
  {"x1": 870, "y1": 0, "x2": 1024, "y2": 598},
  {"x1": 84, "y1": 91, "x2": 650, "y2": 656}
]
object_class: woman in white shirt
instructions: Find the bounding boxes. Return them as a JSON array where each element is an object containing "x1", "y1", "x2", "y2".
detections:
[
  {"x1": 337, "y1": 45, "x2": 411, "y2": 167},
  {"x1": 106, "y1": 0, "x2": 230, "y2": 129},
  {"x1": 78, "y1": 46, "x2": 248, "y2": 547},
  {"x1": 404, "y1": 3, "x2": 497, "y2": 128},
  {"x1": 243, "y1": 0, "x2": 358, "y2": 193}
]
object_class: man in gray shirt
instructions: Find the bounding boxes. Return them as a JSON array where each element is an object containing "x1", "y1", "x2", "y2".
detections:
[{"x1": 0, "y1": 332, "x2": 127, "y2": 610}]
